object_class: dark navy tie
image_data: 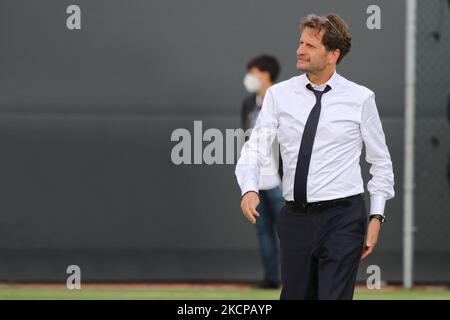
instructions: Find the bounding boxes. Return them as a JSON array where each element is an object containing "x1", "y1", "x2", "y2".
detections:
[{"x1": 293, "y1": 83, "x2": 331, "y2": 210}]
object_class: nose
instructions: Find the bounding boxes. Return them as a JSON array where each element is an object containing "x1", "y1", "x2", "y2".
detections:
[{"x1": 297, "y1": 44, "x2": 306, "y2": 57}]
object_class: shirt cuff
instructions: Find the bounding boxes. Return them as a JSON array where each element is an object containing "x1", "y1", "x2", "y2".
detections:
[
  {"x1": 370, "y1": 194, "x2": 386, "y2": 216},
  {"x1": 240, "y1": 180, "x2": 259, "y2": 197}
]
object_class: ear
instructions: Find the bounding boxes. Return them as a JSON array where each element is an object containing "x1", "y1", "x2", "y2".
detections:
[
  {"x1": 328, "y1": 49, "x2": 340, "y2": 64},
  {"x1": 261, "y1": 71, "x2": 272, "y2": 84}
]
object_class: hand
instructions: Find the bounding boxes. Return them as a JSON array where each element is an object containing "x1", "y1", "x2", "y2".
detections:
[
  {"x1": 360, "y1": 218, "x2": 381, "y2": 260},
  {"x1": 240, "y1": 191, "x2": 260, "y2": 224}
]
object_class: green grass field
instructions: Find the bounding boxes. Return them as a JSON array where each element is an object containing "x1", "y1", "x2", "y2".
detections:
[{"x1": 0, "y1": 284, "x2": 449, "y2": 300}]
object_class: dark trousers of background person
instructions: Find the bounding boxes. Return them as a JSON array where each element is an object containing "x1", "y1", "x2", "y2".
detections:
[
  {"x1": 255, "y1": 187, "x2": 285, "y2": 284},
  {"x1": 276, "y1": 193, "x2": 368, "y2": 300}
]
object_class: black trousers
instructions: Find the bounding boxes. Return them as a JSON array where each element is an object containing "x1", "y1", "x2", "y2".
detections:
[{"x1": 276, "y1": 193, "x2": 368, "y2": 300}]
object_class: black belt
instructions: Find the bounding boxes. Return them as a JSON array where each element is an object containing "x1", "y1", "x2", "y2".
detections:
[{"x1": 285, "y1": 193, "x2": 363, "y2": 212}]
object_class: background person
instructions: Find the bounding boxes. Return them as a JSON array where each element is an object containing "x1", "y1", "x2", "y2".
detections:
[{"x1": 241, "y1": 55, "x2": 284, "y2": 289}]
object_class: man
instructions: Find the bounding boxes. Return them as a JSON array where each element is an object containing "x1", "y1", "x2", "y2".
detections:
[
  {"x1": 241, "y1": 55, "x2": 284, "y2": 289},
  {"x1": 235, "y1": 14, "x2": 395, "y2": 300}
]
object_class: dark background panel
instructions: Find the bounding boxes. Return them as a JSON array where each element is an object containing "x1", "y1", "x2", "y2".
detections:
[
  {"x1": 0, "y1": 0, "x2": 404, "y2": 116},
  {"x1": 2, "y1": 0, "x2": 445, "y2": 283}
]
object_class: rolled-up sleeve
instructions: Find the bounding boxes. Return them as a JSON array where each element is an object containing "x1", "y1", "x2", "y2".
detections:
[
  {"x1": 235, "y1": 89, "x2": 279, "y2": 196},
  {"x1": 360, "y1": 93, "x2": 395, "y2": 216}
]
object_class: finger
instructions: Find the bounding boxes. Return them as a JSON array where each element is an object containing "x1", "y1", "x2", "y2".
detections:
[
  {"x1": 251, "y1": 206, "x2": 260, "y2": 217},
  {"x1": 360, "y1": 248, "x2": 368, "y2": 260},
  {"x1": 360, "y1": 245, "x2": 373, "y2": 260},
  {"x1": 243, "y1": 207, "x2": 256, "y2": 224}
]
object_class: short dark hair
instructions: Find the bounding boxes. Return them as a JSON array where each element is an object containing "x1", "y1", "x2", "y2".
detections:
[
  {"x1": 301, "y1": 13, "x2": 352, "y2": 64},
  {"x1": 246, "y1": 55, "x2": 281, "y2": 82}
]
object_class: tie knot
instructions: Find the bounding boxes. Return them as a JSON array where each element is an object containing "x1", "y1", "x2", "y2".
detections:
[{"x1": 306, "y1": 83, "x2": 332, "y2": 100}]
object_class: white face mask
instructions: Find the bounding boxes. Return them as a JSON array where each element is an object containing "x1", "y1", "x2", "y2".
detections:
[{"x1": 243, "y1": 73, "x2": 263, "y2": 93}]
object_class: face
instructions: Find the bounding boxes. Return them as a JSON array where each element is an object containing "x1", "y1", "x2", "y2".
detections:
[
  {"x1": 296, "y1": 27, "x2": 338, "y2": 73},
  {"x1": 248, "y1": 67, "x2": 270, "y2": 85}
]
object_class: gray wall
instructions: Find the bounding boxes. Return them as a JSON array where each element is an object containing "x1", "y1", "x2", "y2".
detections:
[
  {"x1": 0, "y1": 0, "x2": 434, "y2": 283},
  {"x1": 413, "y1": 0, "x2": 450, "y2": 283}
]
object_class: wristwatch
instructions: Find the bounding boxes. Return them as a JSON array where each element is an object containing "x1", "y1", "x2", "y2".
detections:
[
  {"x1": 370, "y1": 214, "x2": 385, "y2": 225},
  {"x1": 241, "y1": 190, "x2": 260, "y2": 201}
]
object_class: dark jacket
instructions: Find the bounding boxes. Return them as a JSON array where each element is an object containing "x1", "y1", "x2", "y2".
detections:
[{"x1": 241, "y1": 94, "x2": 258, "y2": 131}]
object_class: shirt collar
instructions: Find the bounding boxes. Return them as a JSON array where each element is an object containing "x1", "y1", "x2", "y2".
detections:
[{"x1": 297, "y1": 69, "x2": 339, "y2": 91}]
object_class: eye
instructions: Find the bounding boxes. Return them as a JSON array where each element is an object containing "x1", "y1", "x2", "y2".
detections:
[{"x1": 300, "y1": 41, "x2": 314, "y2": 48}]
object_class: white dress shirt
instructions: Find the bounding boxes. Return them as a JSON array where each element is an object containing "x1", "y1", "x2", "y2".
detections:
[
  {"x1": 235, "y1": 70, "x2": 395, "y2": 216},
  {"x1": 248, "y1": 94, "x2": 281, "y2": 191}
]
